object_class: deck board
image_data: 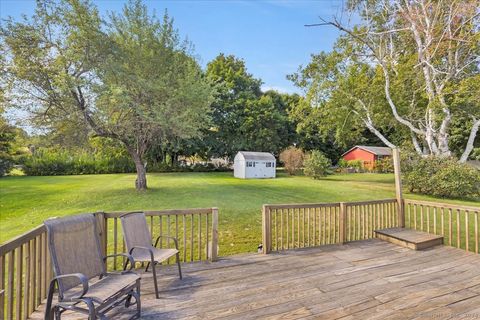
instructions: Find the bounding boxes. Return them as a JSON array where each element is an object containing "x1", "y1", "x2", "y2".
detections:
[{"x1": 29, "y1": 239, "x2": 480, "y2": 319}]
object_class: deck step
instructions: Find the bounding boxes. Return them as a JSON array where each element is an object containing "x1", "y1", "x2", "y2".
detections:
[{"x1": 374, "y1": 228, "x2": 443, "y2": 250}]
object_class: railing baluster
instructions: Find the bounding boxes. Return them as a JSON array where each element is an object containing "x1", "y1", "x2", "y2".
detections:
[
  {"x1": 190, "y1": 214, "x2": 194, "y2": 262},
  {"x1": 198, "y1": 214, "x2": 201, "y2": 261},
  {"x1": 176, "y1": 215, "x2": 179, "y2": 255},
  {"x1": 280, "y1": 209, "x2": 284, "y2": 250},
  {"x1": 7, "y1": 251, "x2": 14, "y2": 320},
  {"x1": 474, "y1": 211, "x2": 480, "y2": 253},
  {"x1": 301, "y1": 208, "x2": 304, "y2": 247},
  {"x1": 475, "y1": 211, "x2": 479, "y2": 254},
  {"x1": 441, "y1": 207, "x2": 445, "y2": 236},
  {"x1": 113, "y1": 218, "x2": 118, "y2": 270},
  {"x1": 183, "y1": 215, "x2": 186, "y2": 262},
  {"x1": 328, "y1": 206, "x2": 332, "y2": 244},
  {"x1": 449, "y1": 208, "x2": 453, "y2": 246},
  {"x1": 414, "y1": 204, "x2": 417, "y2": 230},
  {"x1": 23, "y1": 242, "x2": 30, "y2": 320},
  {"x1": 307, "y1": 208, "x2": 310, "y2": 246},
  {"x1": 456, "y1": 209, "x2": 461, "y2": 248},
  {"x1": 15, "y1": 246, "x2": 22, "y2": 320},
  {"x1": 357, "y1": 205, "x2": 361, "y2": 240},
  {"x1": 159, "y1": 216, "x2": 163, "y2": 249},
  {"x1": 206, "y1": 213, "x2": 209, "y2": 259},
  {"x1": 0, "y1": 254, "x2": 4, "y2": 320},
  {"x1": 38, "y1": 235, "x2": 43, "y2": 307},
  {"x1": 427, "y1": 206, "x2": 430, "y2": 233},
  {"x1": 465, "y1": 210, "x2": 469, "y2": 252}
]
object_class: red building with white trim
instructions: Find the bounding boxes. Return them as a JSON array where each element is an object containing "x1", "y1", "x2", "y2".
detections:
[{"x1": 341, "y1": 146, "x2": 392, "y2": 169}]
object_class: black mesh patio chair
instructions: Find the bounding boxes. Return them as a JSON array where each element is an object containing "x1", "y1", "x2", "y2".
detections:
[
  {"x1": 44, "y1": 214, "x2": 141, "y2": 320},
  {"x1": 120, "y1": 212, "x2": 182, "y2": 299}
]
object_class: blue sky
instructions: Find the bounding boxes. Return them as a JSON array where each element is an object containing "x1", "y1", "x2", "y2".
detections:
[{"x1": 0, "y1": 0, "x2": 346, "y2": 94}]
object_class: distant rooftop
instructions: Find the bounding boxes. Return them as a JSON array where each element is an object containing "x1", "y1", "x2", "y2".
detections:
[
  {"x1": 342, "y1": 146, "x2": 392, "y2": 156},
  {"x1": 236, "y1": 151, "x2": 276, "y2": 161}
]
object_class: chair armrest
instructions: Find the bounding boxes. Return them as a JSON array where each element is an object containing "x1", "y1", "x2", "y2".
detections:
[
  {"x1": 103, "y1": 253, "x2": 136, "y2": 272},
  {"x1": 51, "y1": 273, "x2": 89, "y2": 299},
  {"x1": 154, "y1": 235, "x2": 179, "y2": 249}
]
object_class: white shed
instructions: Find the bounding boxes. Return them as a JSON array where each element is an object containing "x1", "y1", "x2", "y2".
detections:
[{"x1": 234, "y1": 151, "x2": 276, "y2": 179}]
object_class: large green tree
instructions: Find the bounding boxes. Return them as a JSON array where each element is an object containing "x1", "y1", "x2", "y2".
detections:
[
  {"x1": 1, "y1": 0, "x2": 213, "y2": 189},
  {"x1": 205, "y1": 54, "x2": 297, "y2": 158},
  {"x1": 205, "y1": 54, "x2": 262, "y2": 158}
]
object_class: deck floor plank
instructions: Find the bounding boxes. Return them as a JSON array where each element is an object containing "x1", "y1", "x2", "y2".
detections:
[{"x1": 29, "y1": 239, "x2": 480, "y2": 319}]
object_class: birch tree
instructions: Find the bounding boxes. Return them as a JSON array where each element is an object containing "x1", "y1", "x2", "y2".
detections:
[{"x1": 303, "y1": 0, "x2": 479, "y2": 161}]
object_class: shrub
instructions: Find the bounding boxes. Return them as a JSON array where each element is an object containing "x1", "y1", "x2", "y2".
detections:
[
  {"x1": 20, "y1": 148, "x2": 135, "y2": 176},
  {"x1": 304, "y1": 150, "x2": 332, "y2": 179},
  {"x1": 402, "y1": 154, "x2": 480, "y2": 199},
  {"x1": 374, "y1": 157, "x2": 394, "y2": 173},
  {"x1": 0, "y1": 153, "x2": 13, "y2": 176},
  {"x1": 279, "y1": 147, "x2": 305, "y2": 175},
  {"x1": 337, "y1": 158, "x2": 348, "y2": 168},
  {"x1": 20, "y1": 148, "x2": 233, "y2": 176}
]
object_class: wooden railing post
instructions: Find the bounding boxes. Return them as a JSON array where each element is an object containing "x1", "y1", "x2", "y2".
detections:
[
  {"x1": 210, "y1": 207, "x2": 219, "y2": 262},
  {"x1": 262, "y1": 205, "x2": 271, "y2": 254},
  {"x1": 392, "y1": 148, "x2": 405, "y2": 228},
  {"x1": 94, "y1": 212, "x2": 107, "y2": 258},
  {"x1": 339, "y1": 202, "x2": 347, "y2": 244}
]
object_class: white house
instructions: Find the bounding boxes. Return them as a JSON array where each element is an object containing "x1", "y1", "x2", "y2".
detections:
[{"x1": 234, "y1": 151, "x2": 276, "y2": 179}]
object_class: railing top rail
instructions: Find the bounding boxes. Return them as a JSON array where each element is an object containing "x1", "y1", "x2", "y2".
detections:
[
  {"x1": 344, "y1": 199, "x2": 397, "y2": 206},
  {"x1": 104, "y1": 207, "x2": 216, "y2": 218},
  {"x1": 264, "y1": 202, "x2": 341, "y2": 210},
  {"x1": 0, "y1": 224, "x2": 45, "y2": 256},
  {"x1": 404, "y1": 199, "x2": 480, "y2": 212},
  {"x1": 264, "y1": 198, "x2": 397, "y2": 210}
]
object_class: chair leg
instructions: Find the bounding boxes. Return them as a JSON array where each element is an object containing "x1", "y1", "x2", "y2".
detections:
[
  {"x1": 53, "y1": 307, "x2": 61, "y2": 320},
  {"x1": 135, "y1": 279, "x2": 141, "y2": 318},
  {"x1": 176, "y1": 252, "x2": 183, "y2": 280},
  {"x1": 145, "y1": 262, "x2": 150, "y2": 272},
  {"x1": 151, "y1": 260, "x2": 160, "y2": 299}
]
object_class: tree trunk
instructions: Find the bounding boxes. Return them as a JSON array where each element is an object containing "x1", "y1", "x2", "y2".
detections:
[
  {"x1": 460, "y1": 118, "x2": 480, "y2": 163},
  {"x1": 127, "y1": 147, "x2": 147, "y2": 190}
]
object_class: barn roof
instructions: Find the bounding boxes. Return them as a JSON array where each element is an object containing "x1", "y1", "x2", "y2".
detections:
[
  {"x1": 237, "y1": 151, "x2": 276, "y2": 161},
  {"x1": 342, "y1": 146, "x2": 392, "y2": 157}
]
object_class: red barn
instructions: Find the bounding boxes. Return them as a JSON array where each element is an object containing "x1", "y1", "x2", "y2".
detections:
[{"x1": 341, "y1": 146, "x2": 392, "y2": 170}]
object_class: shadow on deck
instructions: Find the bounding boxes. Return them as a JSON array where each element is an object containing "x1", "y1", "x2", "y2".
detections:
[{"x1": 31, "y1": 239, "x2": 480, "y2": 319}]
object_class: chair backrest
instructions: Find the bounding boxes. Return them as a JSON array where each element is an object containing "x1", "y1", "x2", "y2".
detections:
[
  {"x1": 44, "y1": 214, "x2": 105, "y2": 293},
  {"x1": 120, "y1": 212, "x2": 152, "y2": 252}
]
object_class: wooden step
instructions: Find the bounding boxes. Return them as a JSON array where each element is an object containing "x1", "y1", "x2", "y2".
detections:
[{"x1": 374, "y1": 228, "x2": 444, "y2": 250}]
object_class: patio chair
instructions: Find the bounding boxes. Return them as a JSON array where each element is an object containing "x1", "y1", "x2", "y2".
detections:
[
  {"x1": 120, "y1": 212, "x2": 182, "y2": 299},
  {"x1": 44, "y1": 214, "x2": 141, "y2": 320}
]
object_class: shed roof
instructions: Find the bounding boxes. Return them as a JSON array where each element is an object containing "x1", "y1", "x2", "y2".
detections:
[
  {"x1": 236, "y1": 151, "x2": 276, "y2": 161},
  {"x1": 342, "y1": 146, "x2": 392, "y2": 157}
]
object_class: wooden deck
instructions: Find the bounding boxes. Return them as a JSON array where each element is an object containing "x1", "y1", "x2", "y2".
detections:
[{"x1": 31, "y1": 239, "x2": 480, "y2": 319}]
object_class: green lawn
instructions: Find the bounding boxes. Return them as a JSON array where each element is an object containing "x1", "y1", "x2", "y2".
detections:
[{"x1": 1, "y1": 172, "x2": 478, "y2": 255}]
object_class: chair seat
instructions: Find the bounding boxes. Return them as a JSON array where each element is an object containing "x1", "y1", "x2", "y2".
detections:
[
  {"x1": 131, "y1": 247, "x2": 179, "y2": 263},
  {"x1": 63, "y1": 273, "x2": 140, "y2": 304}
]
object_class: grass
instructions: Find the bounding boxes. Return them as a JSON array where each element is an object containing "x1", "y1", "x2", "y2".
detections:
[{"x1": 1, "y1": 172, "x2": 478, "y2": 256}]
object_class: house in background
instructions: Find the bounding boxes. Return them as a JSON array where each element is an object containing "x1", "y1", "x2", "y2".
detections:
[
  {"x1": 341, "y1": 146, "x2": 392, "y2": 170},
  {"x1": 234, "y1": 151, "x2": 276, "y2": 179}
]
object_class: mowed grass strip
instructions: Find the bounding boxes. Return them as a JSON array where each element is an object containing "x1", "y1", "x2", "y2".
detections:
[{"x1": 1, "y1": 172, "x2": 478, "y2": 256}]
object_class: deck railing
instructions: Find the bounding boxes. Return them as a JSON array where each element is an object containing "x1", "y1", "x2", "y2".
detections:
[
  {"x1": 0, "y1": 208, "x2": 218, "y2": 320},
  {"x1": 262, "y1": 199, "x2": 399, "y2": 253},
  {"x1": 405, "y1": 200, "x2": 479, "y2": 254}
]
